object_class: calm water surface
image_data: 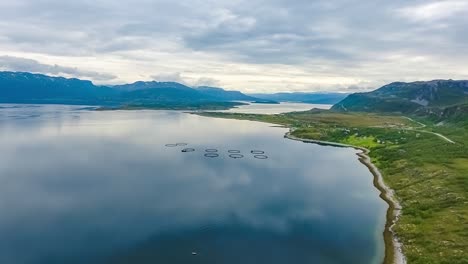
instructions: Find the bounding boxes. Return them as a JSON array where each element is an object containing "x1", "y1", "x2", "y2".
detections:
[
  {"x1": 0, "y1": 104, "x2": 386, "y2": 264},
  {"x1": 217, "y1": 102, "x2": 332, "y2": 114}
]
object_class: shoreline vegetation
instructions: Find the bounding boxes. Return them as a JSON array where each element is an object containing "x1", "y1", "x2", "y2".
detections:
[
  {"x1": 285, "y1": 132, "x2": 406, "y2": 264},
  {"x1": 196, "y1": 110, "x2": 468, "y2": 264}
]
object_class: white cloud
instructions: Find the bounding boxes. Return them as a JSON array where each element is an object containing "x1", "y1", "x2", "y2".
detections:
[
  {"x1": 0, "y1": 55, "x2": 117, "y2": 81},
  {"x1": 151, "y1": 72, "x2": 187, "y2": 84},
  {"x1": 151, "y1": 72, "x2": 222, "y2": 87},
  {"x1": 398, "y1": 1, "x2": 468, "y2": 22}
]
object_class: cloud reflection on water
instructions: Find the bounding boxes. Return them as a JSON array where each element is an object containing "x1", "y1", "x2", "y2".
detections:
[{"x1": 0, "y1": 105, "x2": 386, "y2": 264}]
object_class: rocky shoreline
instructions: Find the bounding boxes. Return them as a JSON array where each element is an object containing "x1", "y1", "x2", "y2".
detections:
[{"x1": 285, "y1": 132, "x2": 406, "y2": 264}]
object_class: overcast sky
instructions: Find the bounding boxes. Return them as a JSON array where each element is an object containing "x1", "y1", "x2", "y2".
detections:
[{"x1": 1, "y1": 0, "x2": 467, "y2": 92}]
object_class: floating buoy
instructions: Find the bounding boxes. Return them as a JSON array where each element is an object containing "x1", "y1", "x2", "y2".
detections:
[
  {"x1": 251, "y1": 150, "x2": 265, "y2": 154},
  {"x1": 165, "y1": 144, "x2": 177, "y2": 147},
  {"x1": 192, "y1": 252, "x2": 197, "y2": 255},
  {"x1": 229, "y1": 154, "x2": 244, "y2": 159},
  {"x1": 228, "y1": 150, "x2": 241, "y2": 153},
  {"x1": 205, "y1": 149, "x2": 218, "y2": 153},
  {"x1": 204, "y1": 153, "x2": 219, "y2": 158},
  {"x1": 176, "y1": 143, "x2": 188, "y2": 146},
  {"x1": 182, "y1": 148, "x2": 195, "y2": 152},
  {"x1": 254, "y1": 154, "x2": 268, "y2": 159}
]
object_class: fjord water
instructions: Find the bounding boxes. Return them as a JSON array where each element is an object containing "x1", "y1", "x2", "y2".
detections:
[
  {"x1": 0, "y1": 104, "x2": 386, "y2": 264},
  {"x1": 217, "y1": 102, "x2": 332, "y2": 114}
]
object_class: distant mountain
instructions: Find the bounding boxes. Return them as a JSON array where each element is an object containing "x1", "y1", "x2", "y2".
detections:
[
  {"x1": 249, "y1": 92, "x2": 348, "y2": 104},
  {"x1": 113, "y1": 81, "x2": 212, "y2": 103},
  {"x1": 332, "y1": 80, "x2": 468, "y2": 121},
  {"x1": 0, "y1": 71, "x2": 117, "y2": 104},
  {"x1": 0, "y1": 71, "x2": 269, "y2": 109},
  {"x1": 112, "y1": 82, "x2": 270, "y2": 103},
  {"x1": 113, "y1": 81, "x2": 193, "y2": 92},
  {"x1": 195, "y1": 86, "x2": 256, "y2": 101},
  {"x1": 195, "y1": 86, "x2": 277, "y2": 103}
]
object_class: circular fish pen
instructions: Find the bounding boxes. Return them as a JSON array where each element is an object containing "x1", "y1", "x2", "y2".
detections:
[
  {"x1": 228, "y1": 150, "x2": 241, "y2": 154},
  {"x1": 204, "y1": 153, "x2": 219, "y2": 158},
  {"x1": 254, "y1": 154, "x2": 268, "y2": 159},
  {"x1": 205, "y1": 149, "x2": 218, "y2": 153},
  {"x1": 251, "y1": 150, "x2": 265, "y2": 154},
  {"x1": 165, "y1": 144, "x2": 178, "y2": 147},
  {"x1": 229, "y1": 154, "x2": 244, "y2": 159},
  {"x1": 182, "y1": 148, "x2": 195, "y2": 152},
  {"x1": 176, "y1": 143, "x2": 188, "y2": 146}
]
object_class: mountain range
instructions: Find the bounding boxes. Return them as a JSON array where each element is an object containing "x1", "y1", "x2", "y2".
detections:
[
  {"x1": 332, "y1": 80, "x2": 468, "y2": 122},
  {"x1": 0, "y1": 71, "x2": 274, "y2": 109},
  {"x1": 2, "y1": 71, "x2": 467, "y2": 120}
]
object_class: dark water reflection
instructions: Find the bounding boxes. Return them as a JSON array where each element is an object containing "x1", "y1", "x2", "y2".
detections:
[{"x1": 0, "y1": 105, "x2": 386, "y2": 264}]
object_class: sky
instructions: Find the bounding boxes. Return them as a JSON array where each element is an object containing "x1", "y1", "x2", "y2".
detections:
[{"x1": 0, "y1": 0, "x2": 467, "y2": 93}]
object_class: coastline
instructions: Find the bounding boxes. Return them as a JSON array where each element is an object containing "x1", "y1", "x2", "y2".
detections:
[{"x1": 285, "y1": 131, "x2": 406, "y2": 264}]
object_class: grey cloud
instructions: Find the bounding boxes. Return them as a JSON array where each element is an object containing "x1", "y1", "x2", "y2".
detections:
[
  {"x1": 2, "y1": 0, "x2": 467, "y2": 63},
  {"x1": 0, "y1": 56, "x2": 117, "y2": 81},
  {"x1": 0, "y1": 0, "x2": 467, "y2": 91},
  {"x1": 182, "y1": 0, "x2": 468, "y2": 65}
]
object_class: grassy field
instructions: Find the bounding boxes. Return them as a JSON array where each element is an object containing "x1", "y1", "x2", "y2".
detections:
[{"x1": 199, "y1": 110, "x2": 468, "y2": 264}]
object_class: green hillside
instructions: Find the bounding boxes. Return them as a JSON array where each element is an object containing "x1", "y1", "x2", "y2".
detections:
[{"x1": 332, "y1": 80, "x2": 468, "y2": 121}]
